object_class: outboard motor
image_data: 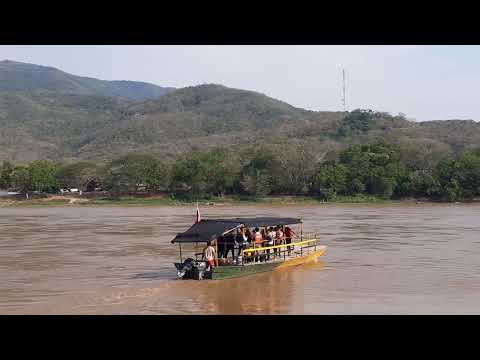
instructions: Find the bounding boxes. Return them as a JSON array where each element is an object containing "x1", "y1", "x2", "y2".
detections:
[
  {"x1": 176, "y1": 258, "x2": 195, "y2": 279},
  {"x1": 193, "y1": 261, "x2": 208, "y2": 280},
  {"x1": 175, "y1": 258, "x2": 211, "y2": 280}
]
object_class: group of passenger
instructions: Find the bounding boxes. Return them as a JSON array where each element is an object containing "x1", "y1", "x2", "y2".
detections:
[{"x1": 205, "y1": 225, "x2": 296, "y2": 267}]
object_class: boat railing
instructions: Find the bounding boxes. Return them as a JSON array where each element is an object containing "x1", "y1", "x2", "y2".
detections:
[{"x1": 241, "y1": 233, "x2": 320, "y2": 264}]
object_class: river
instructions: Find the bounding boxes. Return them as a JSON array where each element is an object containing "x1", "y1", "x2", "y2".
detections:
[{"x1": 1, "y1": 203, "x2": 479, "y2": 314}]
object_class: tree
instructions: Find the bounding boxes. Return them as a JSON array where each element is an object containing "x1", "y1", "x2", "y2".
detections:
[
  {"x1": 200, "y1": 148, "x2": 240, "y2": 196},
  {"x1": 240, "y1": 171, "x2": 272, "y2": 197},
  {"x1": 104, "y1": 154, "x2": 166, "y2": 193},
  {"x1": 0, "y1": 161, "x2": 14, "y2": 189},
  {"x1": 435, "y1": 151, "x2": 480, "y2": 200},
  {"x1": 274, "y1": 144, "x2": 316, "y2": 195},
  {"x1": 170, "y1": 148, "x2": 240, "y2": 198},
  {"x1": 11, "y1": 166, "x2": 32, "y2": 193},
  {"x1": 435, "y1": 158, "x2": 463, "y2": 201},
  {"x1": 170, "y1": 156, "x2": 208, "y2": 197},
  {"x1": 338, "y1": 141, "x2": 399, "y2": 197},
  {"x1": 408, "y1": 170, "x2": 440, "y2": 197},
  {"x1": 240, "y1": 150, "x2": 279, "y2": 196},
  {"x1": 28, "y1": 160, "x2": 58, "y2": 193},
  {"x1": 336, "y1": 109, "x2": 377, "y2": 137},
  {"x1": 456, "y1": 152, "x2": 480, "y2": 198},
  {"x1": 315, "y1": 140, "x2": 413, "y2": 199},
  {"x1": 143, "y1": 160, "x2": 168, "y2": 193},
  {"x1": 310, "y1": 161, "x2": 348, "y2": 200},
  {"x1": 56, "y1": 162, "x2": 99, "y2": 191},
  {"x1": 396, "y1": 137, "x2": 452, "y2": 170},
  {"x1": 366, "y1": 175, "x2": 396, "y2": 198}
]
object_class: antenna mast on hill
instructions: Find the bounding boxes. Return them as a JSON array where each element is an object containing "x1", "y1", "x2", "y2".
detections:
[{"x1": 342, "y1": 68, "x2": 347, "y2": 112}]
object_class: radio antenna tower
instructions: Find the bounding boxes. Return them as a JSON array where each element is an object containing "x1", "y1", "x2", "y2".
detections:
[{"x1": 342, "y1": 68, "x2": 347, "y2": 112}]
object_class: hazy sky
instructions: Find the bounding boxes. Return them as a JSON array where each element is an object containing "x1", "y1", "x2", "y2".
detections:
[{"x1": 1, "y1": 45, "x2": 479, "y2": 121}]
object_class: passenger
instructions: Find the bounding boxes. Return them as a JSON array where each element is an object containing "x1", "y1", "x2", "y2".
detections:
[
  {"x1": 267, "y1": 227, "x2": 276, "y2": 240},
  {"x1": 275, "y1": 226, "x2": 284, "y2": 258},
  {"x1": 254, "y1": 228, "x2": 263, "y2": 244},
  {"x1": 261, "y1": 228, "x2": 269, "y2": 261},
  {"x1": 238, "y1": 226, "x2": 249, "y2": 258},
  {"x1": 244, "y1": 228, "x2": 253, "y2": 263},
  {"x1": 217, "y1": 235, "x2": 225, "y2": 258},
  {"x1": 253, "y1": 227, "x2": 264, "y2": 262},
  {"x1": 285, "y1": 226, "x2": 295, "y2": 256},
  {"x1": 223, "y1": 232, "x2": 236, "y2": 260},
  {"x1": 275, "y1": 226, "x2": 284, "y2": 242},
  {"x1": 264, "y1": 227, "x2": 274, "y2": 261},
  {"x1": 233, "y1": 230, "x2": 240, "y2": 263},
  {"x1": 246, "y1": 228, "x2": 253, "y2": 244},
  {"x1": 203, "y1": 241, "x2": 216, "y2": 270},
  {"x1": 267, "y1": 227, "x2": 277, "y2": 258}
]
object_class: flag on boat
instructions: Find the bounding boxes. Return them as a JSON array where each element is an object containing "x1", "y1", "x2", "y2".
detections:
[{"x1": 195, "y1": 202, "x2": 201, "y2": 223}]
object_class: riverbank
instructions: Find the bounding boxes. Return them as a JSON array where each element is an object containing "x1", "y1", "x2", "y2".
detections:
[{"x1": 0, "y1": 193, "x2": 455, "y2": 207}]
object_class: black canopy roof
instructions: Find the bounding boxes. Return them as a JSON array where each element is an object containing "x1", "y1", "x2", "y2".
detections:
[{"x1": 171, "y1": 217, "x2": 301, "y2": 243}]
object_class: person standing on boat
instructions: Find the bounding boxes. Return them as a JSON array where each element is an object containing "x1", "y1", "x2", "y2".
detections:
[
  {"x1": 203, "y1": 241, "x2": 216, "y2": 270},
  {"x1": 267, "y1": 227, "x2": 277, "y2": 258},
  {"x1": 253, "y1": 228, "x2": 264, "y2": 262},
  {"x1": 223, "y1": 232, "x2": 236, "y2": 261},
  {"x1": 237, "y1": 227, "x2": 249, "y2": 259},
  {"x1": 285, "y1": 226, "x2": 295, "y2": 256},
  {"x1": 216, "y1": 235, "x2": 225, "y2": 258},
  {"x1": 267, "y1": 227, "x2": 276, "y2": 239},
  {"x1": 248, "y1": 228, "x2": 255, "y2": 245},
  {"x1": 261, "y1": 229, "x2": 268, "y2": 261},
  {"x1": 243, "y1": 228, "x2": 253, "y2": 263},
  {"x1": 275, "y1": 226, "x2": 284, "y2": 258},
  {"x1": 264, "y1": 227, "x2": 274, "y2": 261}
]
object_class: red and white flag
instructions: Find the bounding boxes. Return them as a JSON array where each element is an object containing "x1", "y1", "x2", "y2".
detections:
[{"x1": 195, "y1": 202, "x2": 201, "y2": 223}]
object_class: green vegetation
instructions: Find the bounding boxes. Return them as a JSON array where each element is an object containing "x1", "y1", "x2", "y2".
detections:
[
  {"x1": 310, "y1": 142, "x2": 480, "y2": 202},
  {"x1": 2, "y1": 142, "x2": 480, "y2": 203},
  {"x1": 56, "y1": 161, "x2": 99, "y2": 190},
  {"x1": 336, "y1": 109, "x2": 410, "y2": 138},
  {"x1": 171, "y1": 148, "x2": 240, "y2": 198},
  {"x1": 11, "y1": 165, "x2": 31, "y2": 193},
  {"x1": 103, "y1": 154, "x2": 168, "y2": 194},
  {"x1": 0, "y1": 161, "x2": 13, "y2": 188}
]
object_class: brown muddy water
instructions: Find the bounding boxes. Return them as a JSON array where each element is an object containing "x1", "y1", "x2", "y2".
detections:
[{"x1": 1, "y1": 203, "x2": 480, "y2": 314}]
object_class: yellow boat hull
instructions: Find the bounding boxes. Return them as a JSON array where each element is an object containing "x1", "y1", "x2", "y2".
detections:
[
  {"x1": 275, "y1": 246, "x2": 326, "y2": 269},
  {"x1": 209, "y1": 245, "x2": 327, "y2": 280}
]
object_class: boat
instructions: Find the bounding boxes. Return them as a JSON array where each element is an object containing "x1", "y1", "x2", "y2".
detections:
[{"x1": 171, "y1": 216, "x2": 326, "y2": 280}]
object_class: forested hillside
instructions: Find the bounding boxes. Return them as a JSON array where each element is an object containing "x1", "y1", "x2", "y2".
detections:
[{"x1": 1, "y1": 61, "x2": 480, "y2": 201}]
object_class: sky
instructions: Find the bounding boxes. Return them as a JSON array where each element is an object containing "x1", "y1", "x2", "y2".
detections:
[{"x1": 0, "y1": 45, "x2": 479, "y2": 121}]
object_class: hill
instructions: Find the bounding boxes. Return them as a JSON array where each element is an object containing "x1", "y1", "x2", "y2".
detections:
[
  {"x1": 0, "y1": 76, "x2": 479, "y2": 165},
  {"x1": 72, "y1": 84, "x2": 355, "y2": 160},
  {"x1": 0, "y1": 91, "x2": 130, "y2": 162},
  {"x1": 0, "y1": 60, "x2": 175, "y2": 101}
]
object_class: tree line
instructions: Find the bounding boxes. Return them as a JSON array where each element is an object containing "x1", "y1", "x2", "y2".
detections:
[{"x1": 1, "y1": 140, "x2": 479, "y2": 202}]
